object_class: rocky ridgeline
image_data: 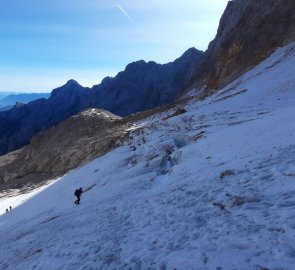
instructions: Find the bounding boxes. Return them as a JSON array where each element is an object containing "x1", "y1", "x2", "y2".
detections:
[
  {"x1": 2, "y1": 0, "x2": 295, "y2": 157},
  {"x1": 0, "y1": 109, "x2": 130, "y2": 188},
  {"x1": 0, "y1": 48, "x2": 204, "y2": 156},
  {"x1": 0, "y1": 103, "x2": 176, "y2": 189}
]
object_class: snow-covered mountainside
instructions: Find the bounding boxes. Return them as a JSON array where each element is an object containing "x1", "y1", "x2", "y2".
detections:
[{"x1": 0, "y1": 43, "x2": 295, "y2": 269}]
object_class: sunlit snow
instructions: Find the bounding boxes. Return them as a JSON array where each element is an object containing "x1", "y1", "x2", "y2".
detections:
[{"x1": 0, "y1": 43, "x2": 295, "y2": 270}]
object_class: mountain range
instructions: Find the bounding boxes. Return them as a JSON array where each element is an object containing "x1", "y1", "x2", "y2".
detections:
[
  {"x1": 1, "y1": 0, "x2": 294, "y2": 158},
  {"x1": 0, "y1": 93, "x2": 50, "y2": 106},
  {"x1": 0, "y1": 93, "x2": 50, "y2": 112},
  {"x1": 1, "y1": 39, "x2": 294, "y2": 269},
  {"x1": 0, "y1": 48, "x2": 204, "y2": 155},
  {"x1": 0, "y1": 0, "x2": 294, "y2": 160},
  {"x1": 0, "y1": 0, "x2": 295, "y2": 268}
]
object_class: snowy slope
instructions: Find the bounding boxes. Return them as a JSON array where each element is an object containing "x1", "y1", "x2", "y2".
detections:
[{"x1": 0, "y1": 43, "x2": 295, "y2": 270}]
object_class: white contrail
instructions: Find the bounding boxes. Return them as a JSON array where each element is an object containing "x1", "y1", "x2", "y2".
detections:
[{"x1": 117, "y1": 5, "x2": 133, "y2": 21}]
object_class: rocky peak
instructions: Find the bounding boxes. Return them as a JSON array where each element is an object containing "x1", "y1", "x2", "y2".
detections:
[
  {"x1": 124, "y1": 60, "x2": 157, "y2": 74},
  {"x1": 65, "y1": 79, "x2": 80, "y2": 87},
  {"x1": 177, "y1": 47, "x2": 203, "y2": 61},
  {"x1": 14, "y1": 102, "x2": 24, "y2": 109},
  {"x1": 50, "y1": 79, "x2": 84, "y2": 98}
]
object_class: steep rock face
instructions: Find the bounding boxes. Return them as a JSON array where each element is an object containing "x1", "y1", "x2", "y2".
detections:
[
  {"x1": 189, "y1": 0, "x2": 295, "y2": 90},
  {"x1": 0, "y1": 48, "x2": 204, "y2": 155}
]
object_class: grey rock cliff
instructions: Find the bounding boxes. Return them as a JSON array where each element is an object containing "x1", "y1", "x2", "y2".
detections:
[{"x1": 188, "y1": 0, "x2": 295, "y2": 91}]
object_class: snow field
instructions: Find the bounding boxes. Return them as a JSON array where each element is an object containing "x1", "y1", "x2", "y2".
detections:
[{"x1": 0, "y1": 43, "x2": 294, "y2": 269}]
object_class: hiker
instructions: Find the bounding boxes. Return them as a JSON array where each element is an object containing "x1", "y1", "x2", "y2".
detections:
[
  {"x1": 9, "y1": 206, "x2": 12, "y2": 211},
  {"x1": 5, "y1": 209, "x2": 8, "y2": 213},
  {"x1": 74, "y1": 187, "x2": 83, "y2": 205}
]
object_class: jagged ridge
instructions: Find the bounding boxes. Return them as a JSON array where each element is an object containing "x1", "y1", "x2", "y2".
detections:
[{"x1": 0, "y1": 48, "x2": 204, "y2": 156}]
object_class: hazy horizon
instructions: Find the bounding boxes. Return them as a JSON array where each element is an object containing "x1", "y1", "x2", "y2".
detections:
[
  {"x1": 0, "y1": 0, "x2": 229, "y2": 93},
  {"x1": 0, "y1": 91, "x2": 51, "y2": 95}
]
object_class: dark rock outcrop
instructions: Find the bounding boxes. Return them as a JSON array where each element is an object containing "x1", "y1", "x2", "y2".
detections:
[
  {"x1": 0, "y1": 104, "x2": 176, "y2": 189},
  {"x1": 188, "y1": 0, "x2": 295, "y2": 91},
  {"x1": 0, "y1": 109, "x2": 130, "y2": 188},
  {"x1": 0, "y1": 48, "x2": 204, "y2": 155}
]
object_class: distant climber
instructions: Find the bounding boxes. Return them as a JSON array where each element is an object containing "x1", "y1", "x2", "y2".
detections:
[
  {"x1": 74, "y1": 187, "x2": 83, "y2": 205},
  {"x1": 9, "y1": 206, "x2": 12, "y2": 211},
  {"x1": 5, "y1": 209, "x2": 8, "y2": 213}
]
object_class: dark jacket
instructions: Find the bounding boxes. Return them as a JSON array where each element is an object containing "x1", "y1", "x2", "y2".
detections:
[{"x1": 74, "y1": 188, "x2": 83, "y2": 197}]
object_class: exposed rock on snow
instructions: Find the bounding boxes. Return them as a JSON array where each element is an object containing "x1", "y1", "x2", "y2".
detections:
[{"x1": 220, "y1": 170, "x2": 236, "y2": 179}]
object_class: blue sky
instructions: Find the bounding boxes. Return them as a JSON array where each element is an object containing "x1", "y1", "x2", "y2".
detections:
[{"x1": 0, "y1": 0, "x2": 229, "y2": 92}]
